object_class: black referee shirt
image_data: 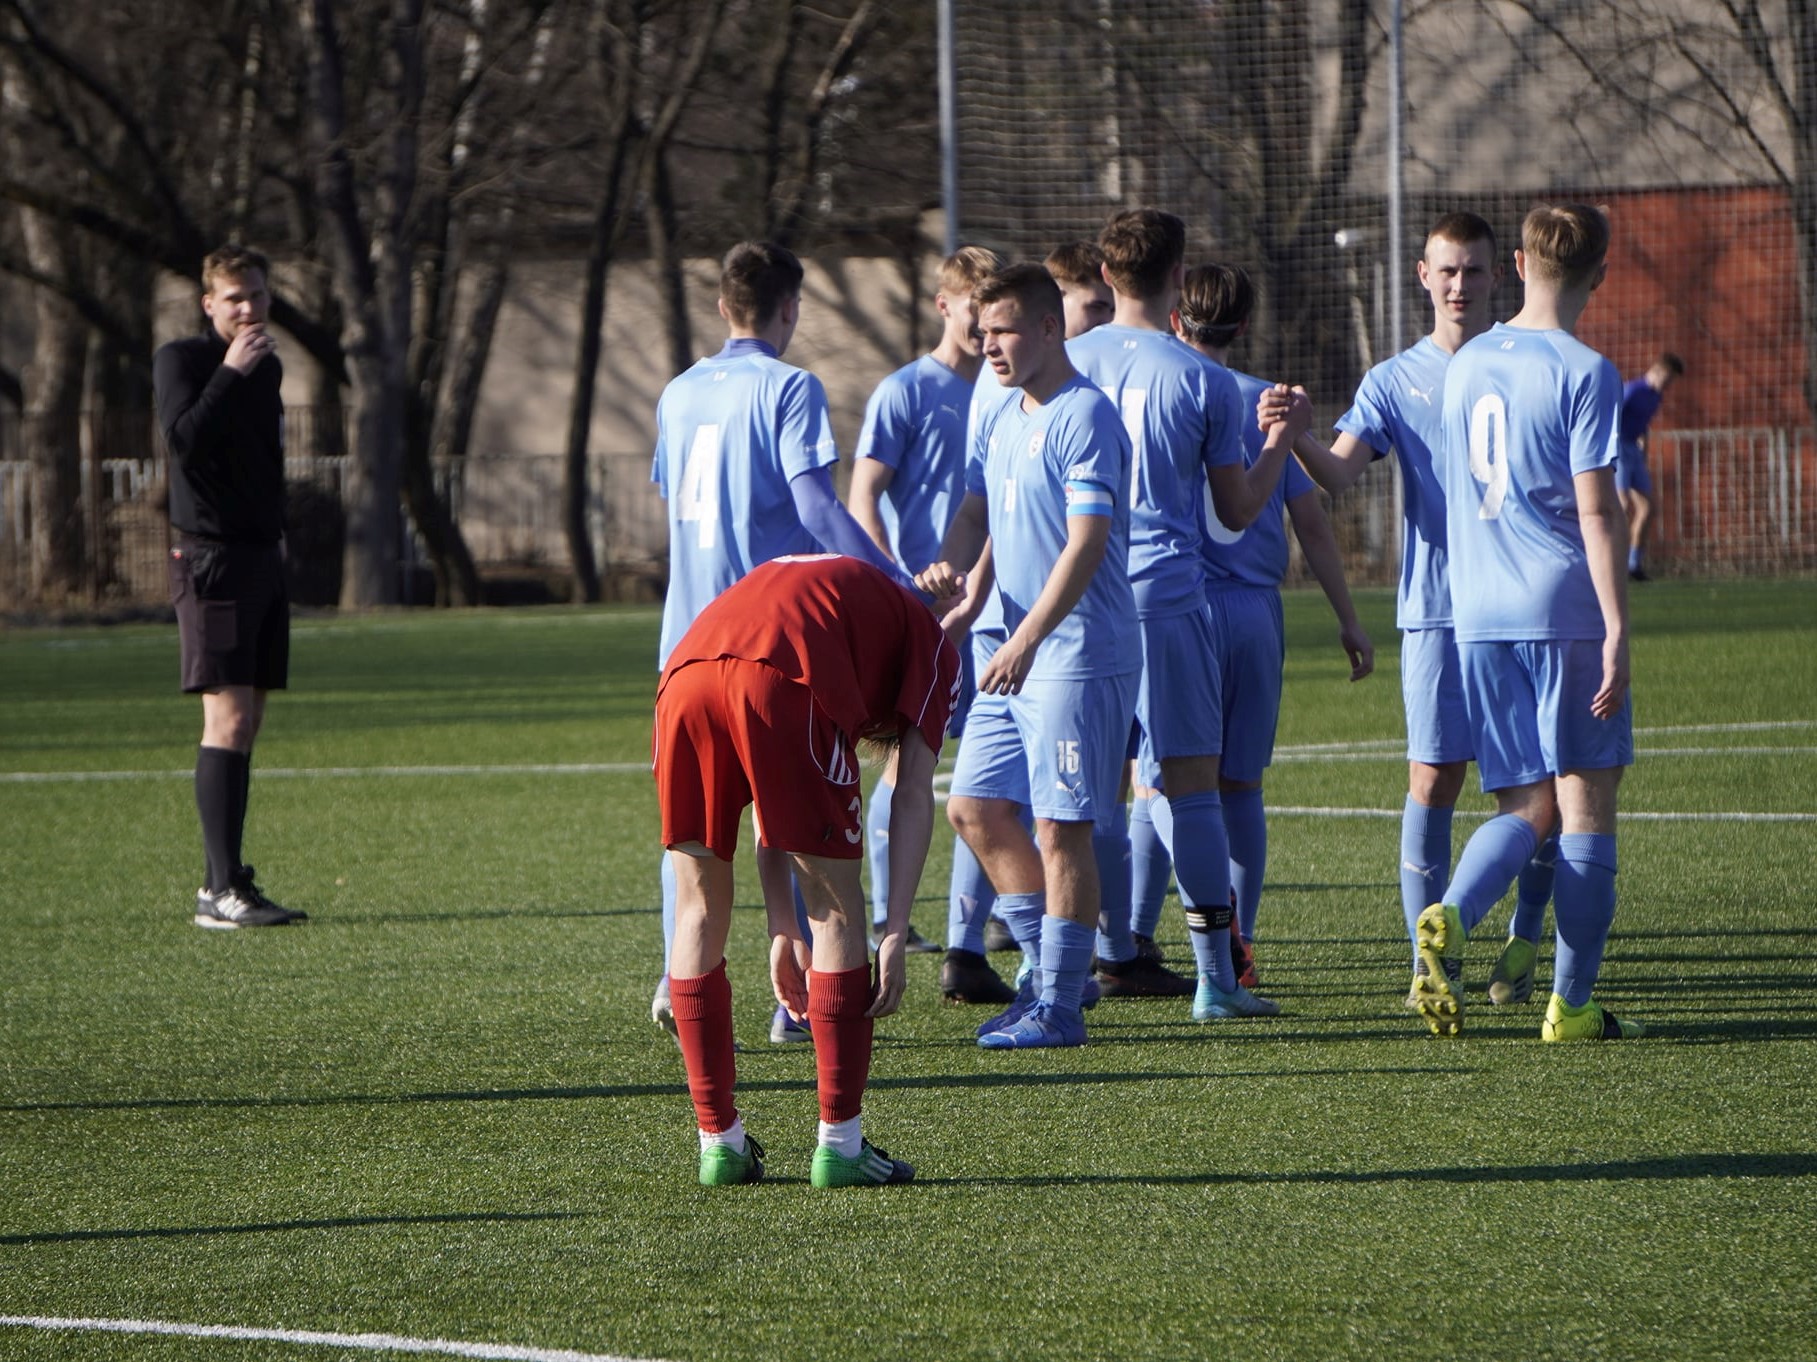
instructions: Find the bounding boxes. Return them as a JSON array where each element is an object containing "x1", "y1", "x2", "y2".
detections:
[{"x1": 153, "y1": 329, "x2": 286, "y2": 543}]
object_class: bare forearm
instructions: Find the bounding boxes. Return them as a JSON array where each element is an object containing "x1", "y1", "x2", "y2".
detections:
[
  {"x1": 1013, "y1": 524, "x2": 1107, "y2": 651},
  {"x1": 1291, "y1": 431, "x2": 1371, "y2": 496},
  {"x1": 1292, "y1": 498, "x2": 1360, "y2": 628}
]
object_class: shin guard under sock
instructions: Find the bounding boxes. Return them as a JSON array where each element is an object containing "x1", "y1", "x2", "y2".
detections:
[
  {"x1": 670, "y1": 962, "x2": 738, "y2": 1133},
  {"x1": 808, "y1": 966, "x2": 873, "y2": 1123}
]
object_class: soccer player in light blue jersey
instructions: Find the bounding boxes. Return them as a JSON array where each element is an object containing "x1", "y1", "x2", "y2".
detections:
[
  {"x1": 1156, "y1": 263, "x2": 1374, "y2": 979},
  {"x1": 916, "y1": 263, "x2": 1139, "y2": 1050},
  {"x1": 934, "y1": 244, "x2": 1115, "y2": 999},
  {"x1": 1285, "y1": 212, "x2": 1559, "y2": 1008},
  {"x1": 1415, "y1": 202, "x2": 1641, "y2": 1043},
  {"x1": 847, "y1": 244, "x2": 1012, "y2": 996},
  {"x1": 649, "y1": 241, "x2": 911, "y2": 1044},
  {"x1": 1070, "y1": 209, "x2": 1309, "y2": 1021}
]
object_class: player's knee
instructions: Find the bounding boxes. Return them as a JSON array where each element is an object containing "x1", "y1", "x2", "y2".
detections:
[{"x1": 1410, "y1": 761, "x2": 1467, "y2": 806}]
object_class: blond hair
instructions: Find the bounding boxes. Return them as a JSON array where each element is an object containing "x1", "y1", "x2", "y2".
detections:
[
  {"x1": 938, "y1": 245, "x2": 1006, "y2": 297},
  {"x1": 1520, "y1": 203, "x2": 1610, "y2": 289}
]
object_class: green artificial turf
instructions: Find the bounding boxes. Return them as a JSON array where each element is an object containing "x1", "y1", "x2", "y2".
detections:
[{"x1": 2, "y1": 582, "x2": 1813, "y2": 1360}]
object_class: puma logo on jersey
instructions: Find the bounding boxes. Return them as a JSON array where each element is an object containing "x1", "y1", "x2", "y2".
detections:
[{"x1": 1407, "y1": 385, "x2": 1433, "y2": 405}]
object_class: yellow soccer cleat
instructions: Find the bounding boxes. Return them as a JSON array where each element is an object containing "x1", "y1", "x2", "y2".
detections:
[
  {"x1": 1412, "y1": 903, "x2": 1465, "y2": 1036},
  {"x1": 1542, "y1": 994, "x2": 1644, "y2": 1042},
  {"x1": 1487, "y1": 936, "x2": 1539, "y2": 1006}
]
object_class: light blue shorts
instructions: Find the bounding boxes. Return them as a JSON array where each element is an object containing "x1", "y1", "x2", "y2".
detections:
[
  {"x1": 1133, "y1": 606, "x2": 1224, "y2": 768},
  {"x1": 1459, "y1": 638, "x2": 1635, "y2": 792},
  {"x1": 1009, "y1": 670, "x2": 1140, "y2": 824},
  {"x1": 947, "y1": 630, "x2": 1028, "y2": 805},
  {"x1": 1208, "y1": 587, "x2": 1284, "y2": 784},
  {"x1": 1401, "y1": 626, "x2": 1475, "y2": 766}
]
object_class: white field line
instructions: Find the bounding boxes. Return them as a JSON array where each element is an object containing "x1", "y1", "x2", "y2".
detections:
[
  {"x1": 0, "y1": 1314, "x2": 668, "y2": 1362},
  {"x1": 1268, "y1": 805, "x2": 1815, "y2": 823}
]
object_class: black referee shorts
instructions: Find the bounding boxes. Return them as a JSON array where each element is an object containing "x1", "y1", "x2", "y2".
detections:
[{"x1": 169, "y1": 539, "x2": 290, "y2": 694}]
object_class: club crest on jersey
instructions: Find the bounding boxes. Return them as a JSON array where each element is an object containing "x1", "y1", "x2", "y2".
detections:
[{"x1": 1026, "y1": 430, "x2": 1044, "y2": 460}]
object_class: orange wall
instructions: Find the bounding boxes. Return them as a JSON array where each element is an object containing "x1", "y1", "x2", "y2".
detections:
[{"x1": 1576, "y1": 187, "x2": 1807, "y2": 433}]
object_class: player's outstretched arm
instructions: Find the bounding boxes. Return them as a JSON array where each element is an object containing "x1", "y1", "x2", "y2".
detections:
[
  {"x1": 943, "y1": 537, "x2": 996, "y2": 639},
  {"x1": 1575, "y1": 465, "x2": 1631, "y2": 719},
  {"x1": 846, "y1": 459, "x2": 898, "y2": 561},
  {"x1": 980, "y1": 510, "x2": 1110, "y2": 695},
  {"x1": 1289, "y1": 428, "x2": 1375, "y2": 496},
  {"x1": 790, "y1": 465, "x2": 914, "y2": 588},
  {"x1": 869, "y1": 729, "x2": 938, "y2": 1019},
  {"x1": 1210, "y1": 385, "x2": 1312, "y2": 531},
  {"x1": 916, "y1": 492, "x2": 989, "y2": 600},
  {"x1": 1287, "y1": 486, "x2": 1374, "y2": 681}
]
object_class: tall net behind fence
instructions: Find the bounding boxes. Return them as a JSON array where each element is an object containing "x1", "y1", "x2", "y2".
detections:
[{"x1": 951, "y1": 0, "x2": 1816, "y2": 581}]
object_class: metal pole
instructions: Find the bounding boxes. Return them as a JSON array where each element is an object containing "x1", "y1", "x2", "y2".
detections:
[
  {"x1": 938, "y1": 0, "x2": 959, "y2": 255},
  {"x1": 1387, "y1": 0, "x2": 1406, "y2": 353}
]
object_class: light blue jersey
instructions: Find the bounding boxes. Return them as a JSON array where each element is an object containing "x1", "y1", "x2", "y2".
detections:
[
  {"x1": 652, "y1": 339, "x2": 839, "y2": 667},
  {"x1": 965, "y1": 368, "x2": 1019, "y2": 639},
  {"x1": 855, "y1": 353, "x2": 975, "y2": 574},
  {"x1": 1201, "y1": 370, "x2": 1315, "y2": 590},
  {"x1": 967, "y1": 374, "x2": 1136, "y2": 679},
  {"x1": 1440, "y1": 323, "x2": 1622, "y2": 641},
  {"x1": 1067, "y1": 325, "x2": 1243, "y2": 618},
  {"x1": 1335, "y1": 337, "x2": 1453, "y2": 630}
]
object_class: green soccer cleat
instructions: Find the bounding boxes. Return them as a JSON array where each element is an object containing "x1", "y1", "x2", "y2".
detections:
[
  {"x1": 1541, "y1": 995, "x2": 1645, "y2": 1043},
  {"x1": 1412, "y1": 903, "x2": 1465, "y2": 1036},
  {"x1": 810, "y1": 1139, "x2": 915, "y2": 1188},
  {"x1": 1488, "y1": 936, "x2": 1539, "y2": 1006},
  {"x1": 698, "y1": 1135, "x2": 766, "y2": 1187}
]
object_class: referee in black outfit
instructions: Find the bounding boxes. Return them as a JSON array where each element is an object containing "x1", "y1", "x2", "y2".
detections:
[{"x1": 153, "y1": 243, "x2": 305, "y2": 928}]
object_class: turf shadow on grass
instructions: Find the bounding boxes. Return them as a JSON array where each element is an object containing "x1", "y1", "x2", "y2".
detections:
[
  {"x1": 923, "y1": 1150, "x2": 1817, "y2": 1189},
  {"x1": 0, "y1": 1070, "x2": 1180, "y2": 1116},
  {"x1": 0, "y1": 1209, "x2": 583, "y2": 1247}
]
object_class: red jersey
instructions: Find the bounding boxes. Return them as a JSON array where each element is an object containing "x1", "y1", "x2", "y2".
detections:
[{"x1": 658, "y1": 554, "x2": 961, "y2": 758}]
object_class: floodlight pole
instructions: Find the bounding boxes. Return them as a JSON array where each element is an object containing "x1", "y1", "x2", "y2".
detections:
[
  {"x1": 1387, "y1": 0, "x2": 1406, "y2": 353},
  {"x1": 938, "y1": 0, "x2": 959, "y2": 255}
]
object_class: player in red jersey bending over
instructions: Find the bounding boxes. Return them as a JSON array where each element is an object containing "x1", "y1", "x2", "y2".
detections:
[{"x1": 653, "y1": 553, "x2": 962, "y2": 1188}]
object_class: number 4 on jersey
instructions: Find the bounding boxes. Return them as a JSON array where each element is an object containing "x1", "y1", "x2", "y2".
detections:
[{"x1": 677, "y1": 424, "x2": 721, "y2": 548}]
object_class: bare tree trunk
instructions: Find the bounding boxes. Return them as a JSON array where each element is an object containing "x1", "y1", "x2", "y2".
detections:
[
  {"x1": 435, "y1": 259, "x2": 506, "y2": 468},
  {"x1": 19, "y1": 207, "x2": 86, "y2": 601},
  {"x1": 303, "y1": 0, "x2": 424, "y2": 608},
  {"x1": 646, "y1": 152, "x2": 693, "y2": 381}
]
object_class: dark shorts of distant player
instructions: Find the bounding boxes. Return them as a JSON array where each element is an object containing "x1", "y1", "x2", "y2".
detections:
[
  {"x1": 169, "y1": 538, "x2": 289, "y2": 694},
  {"x1": 654, "y1": 657, "x2": 865, "y2": 860},
  {"x1": 1614, "y1": 438, "x2": 1652, "y2": 496}
]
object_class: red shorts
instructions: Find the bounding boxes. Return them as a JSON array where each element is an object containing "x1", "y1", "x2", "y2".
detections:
[{"x1": 654, "y1": 657, "x2": 865, "y2": 859}]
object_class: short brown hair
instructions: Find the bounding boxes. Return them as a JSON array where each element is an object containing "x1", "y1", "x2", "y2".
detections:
[
  {"x1": 1426, "y1": 210, "x2": 1497, "y2": 260},
  {"x1": 1176, "y1": 263, "x2": 1254, "y2": 349},
  {"x1": 719, "y1": 241, "x2": 805, "y2": 329},
  {"x1": 1098, "y1": 208, "x2": 1186, "y2": 299},
  {"x1": 1656, "y1": 352, "x2": 1686, "y2": 376},
  {"x1": 201, "y1": 243, "x2": 270, "y2": 293},
  {"x1": 938, "y1": 245, "x2": 1006, "y2": 297},
  {"x1": 973, "y1": 263, "x2": 1064, "y2": 325},
  {"x1": 1042, "y1": 240, "x2": 1104, "y2": 290},
  {"x1": 1520, "y1": 203, "x2": 1609, "y2": 289}
]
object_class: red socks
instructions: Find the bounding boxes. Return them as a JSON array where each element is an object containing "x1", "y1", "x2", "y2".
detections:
[
  {"x1": 670, "y1": 962, "x2": 737, "y2": 1133},
  {"x1": 808, "y1": 966, "x2": 873, "y2": 1124}
]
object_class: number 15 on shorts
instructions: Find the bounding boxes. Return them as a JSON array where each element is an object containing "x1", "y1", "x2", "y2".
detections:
[{"x1": 1056, "y1": 739, "x2": 1081, "y2": 774}]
